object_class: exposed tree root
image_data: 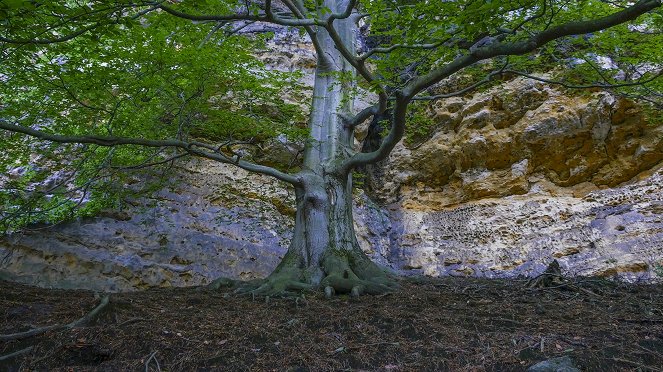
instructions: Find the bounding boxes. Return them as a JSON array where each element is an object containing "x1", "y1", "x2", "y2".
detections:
[
  {"x1": 220, "y1": 252, "x2": 399, "y2": 298},
  {"x1": 0, "y1": 295, "x2": 111, "y2": 366},
  {"x1": 528, "y1": 260, "x2": 564, "y2": 288},
  {"x1": 0, "y1": 346, "x2": 34, "y2": 362},
  {"x1": 207, "y1": 277, "x2": 237, "y2": 291},
  {"x1": 67, "y1": 295, "x2": 110, "y2": 328},
  {"x1": 0, "y1": 324, "x2": 61, "y2": 342},
  {"x1": 321, "y1": 254, "x2": 399, "y2": 297},
  {"x1": 0, "y1": 295, "x2": 110, "y2": 342},
  {"x1": 527, "y1": 261, "x2": 600, "y2": 296},
  {"x1": 145, "y1": 350, "x2": 162, "y2": 372},
  {"x1": 234, "y1": 266, "x2": 314, "y2": 297}
]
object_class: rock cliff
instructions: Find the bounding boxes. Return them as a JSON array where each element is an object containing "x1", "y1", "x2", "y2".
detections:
[
  {"x1": 2, "y1": 77, "x2": 661, "y2": 290},
  {"x1": 1, "y1": 30, "x2": 662, "y2": 290},
  {"x1": 362, "y1": 77, "x2": 663, "y2": 281}
]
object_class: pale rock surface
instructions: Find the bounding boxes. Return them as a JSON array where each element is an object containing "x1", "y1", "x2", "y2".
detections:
[
  {"x1": 1, "y1": 74, "x2": 662, "y2": 290},
  {"x1": 0, "y1": 160, "x2": 294, "y2": 291},
  {"x1": 389, "y1": 167, "x2": 663, "y2": 281},
  {"x1": 368, "y1": 78, "x2": 663, "y2": 206},
  {"x1": 0, "y1": 159, "x2": 394, "y2": 291},
  {"x1": 366, "y1": 78, "x2": 663, "y2": 281}
]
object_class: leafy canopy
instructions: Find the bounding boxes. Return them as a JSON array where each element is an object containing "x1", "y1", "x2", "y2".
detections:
[
  {"x1": 1, "y1": 0, "x2": 661, "y2": 231},
  {"x1": 1, "y1": 1, "x2": 305, "y2": 231}
]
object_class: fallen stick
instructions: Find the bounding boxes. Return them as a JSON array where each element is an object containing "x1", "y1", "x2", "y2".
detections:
[
  {"x1": 613, "y1": 357, "x2": 663, "y2": 372},
  {"x1": 0, "y1": 346, "x2": 34, "y2": 362},
  {"x1": 145, "y1": 350, "x2": 162, "y2": 372},
  {"x1": 0, "y1": 325, "x2": 61, "y2": 342},
  {"x1": 0, "y1": 295, "x2": 110, "y2": 342}
]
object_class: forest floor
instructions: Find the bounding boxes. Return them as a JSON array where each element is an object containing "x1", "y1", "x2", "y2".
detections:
[{"x1": 1, "y1": 277, "x2": 662, "y2": 371}]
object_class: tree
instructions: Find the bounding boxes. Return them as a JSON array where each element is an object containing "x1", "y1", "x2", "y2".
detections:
[{"x1": 1, "y1": 0, "x2": 661, "y2": 296}]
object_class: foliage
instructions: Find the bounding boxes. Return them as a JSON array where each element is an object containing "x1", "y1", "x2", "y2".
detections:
[
  {"x1": 403, "y1": 101, "x2": 437, "y2": 147},
  {"x1": 361, "y1": 0, "x2": 662, "y2": 100},
  {"x1": 0, "y1": 1, "x2": 306, "y2": 232},
  {"x1": 1, "y1": 0, "x2": 662, "y2": 232}
]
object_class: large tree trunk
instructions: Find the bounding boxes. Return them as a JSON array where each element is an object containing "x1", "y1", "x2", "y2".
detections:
[
  {"x1": 253, "y1": 170, "x2": 397, "y2": 296},
  {"x1": 247, "y1": 0, "x2": 397, "y2": 296}
]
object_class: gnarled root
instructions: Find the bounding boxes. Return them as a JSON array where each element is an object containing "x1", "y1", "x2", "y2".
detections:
[
  {"x1": 233, "y1": 265, "x2": 314, "y2": 298},
  {"x1": 225, "y1": 252, "x2": 398, "y2": 298},
  {"x1": 0, "y1": 295, "x2": 110, "y2": 342},
  {"x1": 320, "y1": 254, "x2": 399, "y2": 298}
]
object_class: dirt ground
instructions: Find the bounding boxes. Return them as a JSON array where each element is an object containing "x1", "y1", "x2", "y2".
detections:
[{"x1": 1, "y1": 276, "x2": 662, "y2": 371}]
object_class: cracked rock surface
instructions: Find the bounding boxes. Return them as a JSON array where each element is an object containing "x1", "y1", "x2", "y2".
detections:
[{"x1": 2, "y1": 78, "x2": 662, "y2": 290}]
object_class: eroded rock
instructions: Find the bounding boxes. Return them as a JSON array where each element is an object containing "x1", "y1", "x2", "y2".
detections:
[
  {"x1": 2, "y1": 77, "x2": 662, "y2": 290},
  {"x1": 368, "y1": 78, "x2": 663, "y2": 207}
]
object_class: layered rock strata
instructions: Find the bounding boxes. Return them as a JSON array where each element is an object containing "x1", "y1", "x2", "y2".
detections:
[{"x1": 1, "y1": 78, "x2": 662, "y2": 290}]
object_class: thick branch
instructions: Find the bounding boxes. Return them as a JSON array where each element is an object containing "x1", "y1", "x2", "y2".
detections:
[
  {"x1": 358, "y1": 40, "x2": 447, "y2": 61},
  {"x1": 347, "y1": 0, "x2": 660, "y2": 170},
  {"x1": 502, "y1": 69, "x2": 663, "y2": 90},
  {"x1": 342, "y1": 105, "x2": 380, "y2": 129},
  {"x1": 342, "y1": 93, "x2": 409, "y2": 171},
  {"x1": 157, "y1": 3, "x2": 323, "y2": 27},
  {"x1": 280, "y1": 0, "x2": 327, "y2": 63},
  {"x1": 404, "y1": 0, "x2": 661, "y2": 98},
  {"x1": 323, "y1": 21, "x2": 382, "y2": 89},
  {"x1": 0, "y1": 121, "x2": 300, "y2": 186},
  {"x1": 328, "y1": 0, "x2": 358, "y2": 22}
]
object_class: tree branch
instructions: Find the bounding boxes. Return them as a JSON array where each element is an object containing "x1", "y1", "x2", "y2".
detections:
[
  {"x1": 345, "y1": 0, "x2": 660, "y2": 170},
  {"x1": 410, "y1": 62, "x2": 510, "y2": 101},
  {"x1": 327, "y1": 0, "x2": 358, "y2": 22},
  {"x1": 280, "y1": 0, "x2": 327, "y2": 63},
  {"x1": 342, "y1": 93, "x2": 409, "y2": 171},
  {"x1": 157, "y1": 2, "x2": 324, "y2": 27},
  {"x1": 503, "y1": 69, "x2": 663, "y2": 90},
  {"x1": 403, "y1": 0, "x2": 661, "y2": 98},
  {"x1": 358, "y1": 40, "x2": 447, "y2": 61},
  {"x1": 0, "y1": 5, "x2": 159, "y2": 45},
  {"x1": 341, "y1": 105, "x2": 380, "y2": 129},
  {"x1": 0, "y1": 121, "x2": 301, "y2": 186}
]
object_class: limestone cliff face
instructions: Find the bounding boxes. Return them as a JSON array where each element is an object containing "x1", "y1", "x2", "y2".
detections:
[
  {"x1": 1, "y1": 76, "x2": 662, "y2": 290},
  {"x1": 0, "y1": 161, "x2": 293, "y2": 290},
  {"x1": 387, "y1": 169, "x2": 663, "y2": 280},
  {"x1": 364, "y1": 78, "x2": 663, "y2": 281},
  {"x1": 369, "y1": 78, "x2": 663, "y2": 207},
  {"x1": 0, "y1": 160, "x2": 393, "y2": 291}
]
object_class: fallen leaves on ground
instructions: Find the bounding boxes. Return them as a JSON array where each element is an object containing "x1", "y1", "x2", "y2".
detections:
[{"x1": 1, "y1": 277, "x2": 662, "y2": 371}]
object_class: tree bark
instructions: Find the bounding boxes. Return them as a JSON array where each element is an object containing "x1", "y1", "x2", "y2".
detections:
[
  {"x1": 249, "y1": 170, "x2": 396, "y2": 296},
  {"x1": 245, "y1": 0, "x2": 397, "y2": 296}
]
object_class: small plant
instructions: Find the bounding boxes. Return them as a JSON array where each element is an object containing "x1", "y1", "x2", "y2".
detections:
[{"x1": 654, "y1": 263, "x2": 663, "y2": 278}]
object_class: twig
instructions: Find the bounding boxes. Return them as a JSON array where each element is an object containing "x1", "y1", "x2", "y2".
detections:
[
  {"x1": 575, "y1": 286, "x2": 600, "y2": 297},
  {"x1": 616, "y1": 318, "x2": 663, "y2": 324},
  {"x1": 348, "y1": 341, "x2": 400, "y2": 349},
  {"x1": 612, "y1": 357, "x2": 663, "y2": 371},
  {"x1": 145, "y1": 350, "x2": 162, "y2": 372},
  {"x1": 637, "y1": 344, "x2": 663, "y2": 360},
  {"x1": 0, "y1": 346, "x2": 34, "y2": 362},
  {"x1": 559, "y1": 336, "x2": 588, "y2": 348},
  {"x1": 117, "y1": 317, "x2": 146, "y2": 327}
]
